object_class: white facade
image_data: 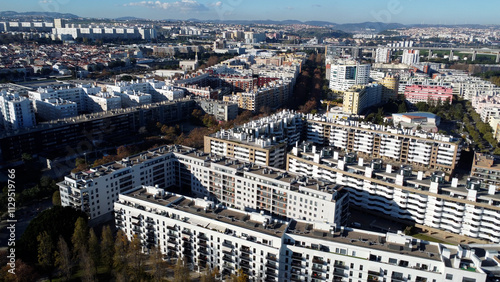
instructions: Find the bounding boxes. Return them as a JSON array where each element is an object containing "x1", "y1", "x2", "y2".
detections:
[
  {"x1": 156, "y1": 86, "x2": 185, "y2": 101},
  {"x1": 329, "y1": 62, "x2": 370, "y2": 92},
  {"x1": 305, "y1": 116, "x2": 461, "y2": 173},
  {"x1": 34, "y1": 98, "x2": 78, "y2": 121},
  {"x1": 86, "y1": 92, "x2": 122, "y2": 112},
  {"x1": 0, "y1": 91, "x2": 36, "y2": 131},
  {"x1": 287, "y1": 145, "x2": 500, "y2": 244},
  {"x1": 402, "y1": 50, "x2": 420, "y2": 66},
  {"x1": 59, "y1": 145, "x2": 349, "y2": 226},
  {"x1": 114, "y1": 90, "x2": 152, "y2": 107},
  {"x1": 115, "y1": 185, "x2": 491, "y2": 282},
  {"x1": 375, "y1": 47, "x2": 391, "y2": 63}
]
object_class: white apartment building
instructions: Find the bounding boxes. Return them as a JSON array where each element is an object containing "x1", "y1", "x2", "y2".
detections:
[
  {"x1": 305, "y1": 116, "x2": 462, "y2": 174},
  {"x1": 115, "y1": 186, "x2": 492, "y2": 282},
  {"x1": 114, "y1": 90, "x2": 152, "y2": 107},
  {"x1": 156, "y1": 86, "x2": 185, "y2": 101},
  {"x1": 287, "y1": 144, "x2": 500, "y2": 244},
  {"x1": 34, "y1": 98, "x2": 78, "y2": 121},
  {"x1": 86, "y1": 92, "x2": 122, "y2": 112},
  {"x1": 0, "y1": 91, "x2": 36, "y2": 131},
  {"x1": 375, "y1": 47, "x2": 391, "y2": 64},
  {"x1": 59, "y1": 145, "x2": 349, "y2": 226},
  {"x1": 402, "y1": 50, "x2": 420, "y2": 66},
  {"x1": 28, "y1": 83, "x2": 102, "y2": 113},
  {"x1": 205, "y1": 110, "x2": 304, "y2": 167},
  {"x1": 284, "y1": 224, "x2": 489, "y2": 282},
  {"x1": 329, "y1": 61, "x2": 371, "y2": 92},
  {"x1": 197, "y1": 99, "x2": 238, "y2": 121}
]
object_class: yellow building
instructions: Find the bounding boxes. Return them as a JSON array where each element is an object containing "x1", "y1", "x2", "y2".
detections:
[
  {"x1": 380, "y1": 74, "x2": 400, "y2": 102},
  {"x1": 342, "y1": 84, "x2": 382, "y2": 115},
  {"x1": 342, "y1": 85, "x2": 366, "y2": 115}
]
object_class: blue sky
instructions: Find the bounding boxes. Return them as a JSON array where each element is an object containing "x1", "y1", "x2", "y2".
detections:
[{"x1": 3, "y1": 0, "x2": 499, "y2": 24}]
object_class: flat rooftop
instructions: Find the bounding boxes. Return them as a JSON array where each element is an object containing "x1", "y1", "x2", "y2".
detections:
[{"x1": 289, "y1": 221, "x2": 442, "y2": 261}]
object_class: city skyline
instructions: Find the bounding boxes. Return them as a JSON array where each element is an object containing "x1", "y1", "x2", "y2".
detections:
[{"x1": 2, "y1": 0, "x2": 499, "y2": 25}]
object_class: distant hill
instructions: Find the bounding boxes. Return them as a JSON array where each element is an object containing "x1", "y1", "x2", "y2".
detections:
[
  {"x1": 115, "y1": 16, "x2": 145, "y2": 21},
  {"x1": 0, "y1": 10, "x2": 79, "y2": 19}
]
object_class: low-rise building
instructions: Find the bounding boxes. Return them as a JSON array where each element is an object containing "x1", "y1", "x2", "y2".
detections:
[
  {"x1": 471, "y1": 152, "x2": 500, "y2": 190},
  {"x1": 404, "y1": 85, "x2": 453, "y2": 105},
  {"x1": 34, "y1": 98, "x2": 78, "y2": 121},
  {"x1": 197, "y1": 99, "x2": 238, "y2": 121}
]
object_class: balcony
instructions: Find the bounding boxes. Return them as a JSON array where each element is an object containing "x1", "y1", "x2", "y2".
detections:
[
  {"x1": 266, "y1": 262, "x2": 278, "y2": 270},
  {"x1": 198, "y1": 247, "x2": 208, "y2": 255},
  {"x1": 167, "y1": 225, "x2": 177, "y2": 231},
  {"x1": 291, "y1": 261, "x2": 303, "y2": 267},
  {"x1": 291, "y1": 253, "x2": 302, "y2": 259},
  {"x1": 290, "y1": 274, "x2": 302, "y2": 282},
  {"x1": 240, "y1": 253, "x2": 251, "y2": 261},
  {"x1": 182, "y1": 229, "x2": 191, "y2": 235},
  {"x1": 240, "y1": 260, "x2": 250, "y2": 269},
  {"x1": 266, "y1": 254, "x2": 278, "y2": 262},
  {"x1": 240, "y1": 247, "x2": 251, "y2": 254},
  {"x1": 222, "y1": 241, "x2": 233, "y2": 249},
  {"x1": 312, "y1": 257, "x2": 324, "y2": 264},
  {"x1": 198, "y1": 234, "x2": 208, "y2": 241},
  {"x1": 222, "y1": 255, "x2": 233, "y2": 263},
  {"x1": 265, "y1": 269, "x2": 277, "y2": 278},
  {"x1": 312, "y1": 265, "x2": 324, "y2": 272}
]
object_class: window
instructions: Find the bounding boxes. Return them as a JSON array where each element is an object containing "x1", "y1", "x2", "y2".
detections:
[{"x1": 445, "y1": 274, "x2": 453, "y2": 280}]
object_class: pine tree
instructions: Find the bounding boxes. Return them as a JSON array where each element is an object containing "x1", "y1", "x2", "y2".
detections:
[
  {"x1": 113, "y1": 230, "x2": 129, "y2": 277},
  {"x1": 149, "y1": 245, "x2": 167, "y2": 282},
  {"x1": 100, "y1": 225, "x2": 114, "y2": 272},
  {"x1": 173, "y1": 257, "x2": 190, "y2": 282},
  {"x1": 54, "y1": 236, "x2": 72, "y2": 281},
  {"x1": 71, "y1": 217, "x2": 89, "y2": 258},
  {"x1": 88, "y1": 228, "x2": 100, "y2": 273},
  {"x1": 37, "y1": 231, "x2": 55, "y2": 281}
]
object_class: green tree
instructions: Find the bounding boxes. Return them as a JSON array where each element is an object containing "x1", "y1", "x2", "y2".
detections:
[
  {"x1": 149, "y1": 245, "x2": 167, "y2": 281},
  {"x1": 230, "y1": 268, "x2": 248, "y2": 282},
  {"x1": 88, "y1": 228, "x2": 100, "y2": 273},
  {"x1": 37, "y1": 231, "x2": 55, "y2": 281},
  {"x1": 397, "y1": 102, "x2": 408, "y2": 113},
  {"x1": 71, "y1": 217, "x2": 89, "y2": 258},
  {"x1": 100, "y1": 225, "x2": 115, "y2": 272},
  {"x1": 113, "y1": 230, "x2": 129, "y2": 277},
  {"x1": 200, "y1": 267, "x2": 219, "y2": 282},
  {"x1": 80, "y1": 249, "x2": 96, "y2": 282},
  {"x1": 173, "y1": 257, "x2": 190, "y2": 282},
  {"x1": 128, "y1": 234, "x2": 145, "y2": 280},
  {"x1": 54, "y1": 236, "x2": 72, "y2": 281},
  {"x1": 52, "y1": 191, "x2": 61, "y2": 206},
  {"x1": 18, "y1": 206, "x2": 87, "y2": 265}
]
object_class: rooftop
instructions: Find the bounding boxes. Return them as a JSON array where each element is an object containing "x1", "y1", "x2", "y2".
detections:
[{"x1": 289, "y1": 220, "x2": 442, "y2": 261}]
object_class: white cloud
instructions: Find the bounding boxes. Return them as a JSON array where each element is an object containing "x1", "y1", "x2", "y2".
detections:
[
  {"x1": 124, "y1": 0, "x2": 208, "y2": 12},
  {"x1": 208, "y1": 1, "x2": 222, "y2": 7},
  {"x1": 39, "y1": 0, "x2": 53, "y2": 3}
]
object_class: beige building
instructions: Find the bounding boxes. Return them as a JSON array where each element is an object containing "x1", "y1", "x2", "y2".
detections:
[
  {"x1": 342, "y1": 84, "x2": 382, "y2": 115},
  {"x1": 204, "y1": 135, "x2": 287, "y2": 168},
  {"x1": 380, "y1": 74, "x2": 400, "y2": 102},
  {"x1": 306, "y1": 119, "x2": 462, "y2": 174},
  {"x1": 471, "y1": 152, "x2": 500, "y2": 190}
]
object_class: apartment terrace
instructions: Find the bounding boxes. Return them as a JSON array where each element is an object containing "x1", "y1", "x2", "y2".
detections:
[{"x1": 289, "y1": 221, "x2": 442, "y2": 262}]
